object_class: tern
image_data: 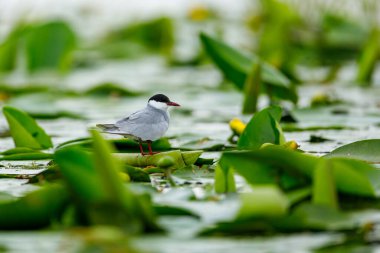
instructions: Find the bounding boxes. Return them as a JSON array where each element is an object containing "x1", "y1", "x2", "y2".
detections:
[{"x1": 97, "y1": 94, "x2": 180, "y2": 155}]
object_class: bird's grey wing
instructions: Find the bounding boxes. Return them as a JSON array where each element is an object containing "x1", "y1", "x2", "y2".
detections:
[
  {"x1": 115, "y1": 108, "x2": 168, "y2": 141},
  {"x1": 115, "y1": 109, "x2": 158, "y2": 126}
]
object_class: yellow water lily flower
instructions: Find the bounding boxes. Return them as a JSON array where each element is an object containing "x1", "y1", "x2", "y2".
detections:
[{"x1": 229, "y1": 118, "x2": 246, "y2": 135}]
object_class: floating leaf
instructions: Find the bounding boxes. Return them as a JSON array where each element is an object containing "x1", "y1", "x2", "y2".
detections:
[
  {"x1": 153, "y1": 205, "x2": 200, "y2": 218},
  {"x1": 25, "y1": 21, "x2": 77, "y2": 73},
  {"x1": 55, "y1": 130, "x2": 161, "y2": 232},
  {"x1": 84, "y1": 82, "x2": 140, "y2": 97},
  {"x1": 356, "y1": 28, "x2": 380, "y2": 85},
  {"x1": 101, "y1": 17, "x2": 174, "y2": 58},
  {"x1": 200, "y1": 33, "x2": 297, "y2": 103},
  {"x1": 200, "y1": 33, "x2": 290, "y2": 89},
  {"x1": 238, "y1": 106, "x2": 285, "y2": 150},
  {"x1": 275, "y1": 203, "x2": 356, "y2": 232},
  {"x1": 8, "y1": 93, "x2": 83, "y2": 119},
  {"x1": 325, "y1": 139, "x2": 380, "y2": 163},
  {"x1": 242, "y1": 62, "x2": 261, "y2": 114},
  {"x1": 124, "y1": 165, "x2": 150, "y2": 182},
  {"x1": 0, "y1": 25, "x2": 25, "y2": 72},
  {"x1": 2, "y1": 106, "x2": 53, "y2": 149},
  {"x1": 0, "y1": 184, "x2": 69, "y2": 230},
  {"x1": 200, "y1": 203, "x2": 355, "y2": 235},
  {"x1": 177, "y1": 137, "x2": 226, "y2": 151},
  {"x1": 115, "y1": 150, "x2": 202, "y2": 168},
  {"x1": 324, "y1": 157, "x2": 380, "y2": 198},
  {"x1": 312, "y1": 159, "x2": 338, "y2": 209},
  {"x1": 214, "y1": 165, "x2": 236, "y2": 193},
  {"x1": 219, "y1": 147, "x2": 314, "y2": 191},
  {"x1": 236, "y1": 185, "x2": 289, "y2": 220}
]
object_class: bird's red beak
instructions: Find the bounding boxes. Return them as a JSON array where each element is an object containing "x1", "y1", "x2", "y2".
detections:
[{"x1": 167, "y1": 101, "x2": 180, "y2": 106}]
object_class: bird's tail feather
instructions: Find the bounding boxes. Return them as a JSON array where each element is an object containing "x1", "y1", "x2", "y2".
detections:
[{"x1": 96, "y1": 124, "x2": 118, "y2": 131}]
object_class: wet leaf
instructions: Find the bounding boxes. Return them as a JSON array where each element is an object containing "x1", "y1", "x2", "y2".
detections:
[
  {"x1": 177, "y1": 137, "x2": 226, "y2": 151},
  {"x1": 219, "y1": 147, "x2": 314, "y2": 191},
  {"x1": 200, "y1": 33, "x2": 290, "y2": 89},
  {"x1": 8, "y1": 93, "x2": 83, "y2": 119},
  {"x1": 102, "y1": 17, "x2": 174, "y2": 58},
  {"x1": 0, "y1": 184, "x2": 69, "y2": 230},
  {"x1": 200, "y1": 33, "x2": 297, "y2": 103},
  {"x1": 236, "y1": 185, "x2": 289, "y2": 220},
  {"x1": 324, "y1": 157, "x2": 380, "y2": 198},
  {"x1": 56, "y1": 137, "x2": 171, "y2": 152},
  {"x1": 84, "y1": 82, "x2": 140, "y2": 97},
  {"x1": 325, "y1": 139, "x2": 380, "y2": 163},
  {"x1": 115, "y1": 150, "x2": 202, "y2": 168},
  {"x1": 25, "y1": 21, "x2": 77, "y2": 73},
  {"x1": 214, "y1": 164, "x2": 236, "y2": 193},
  {"x1": 55, "y1": 130, "x2": 161, "y2": 232},
  {"x1": 238, "y1": 106, "x2": 285, "y2": 150},
  {"x1": 275, "y1": 203, "x2": 356, "y2": 232},
  {"x1": 356, "y1": 28, "x2": 380, "y2": 85},
  {"x1": 0, "y1": 25, "x2": 25, "y2": 72},
  {"x1": 0, "y1": 151, "x2": 53, "y2": 161},
  {"x1": 312, "y1": 159, "x2": 338, "y2": 209},
  {"x1": 2, "y1": 106, "x2": 53, "y2": 149},
  {"x1": 124, "y1": 165, "x2": 150, "y2": 182},
  {"x1": 153, "y1": 205, "x2": 200, "y2": 218},
  {"x1": 242, "y1": 62, "x2": 261, "y2": 114}
]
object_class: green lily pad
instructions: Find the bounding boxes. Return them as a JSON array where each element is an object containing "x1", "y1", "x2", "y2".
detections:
[
  {"x1": 0, "y1": 184, "x2": 69, "y2": 230},
  {"x1": 115, "y1": 150, "x2": 202, "y2": 168},
  {"x1": 2, "y1": 106, "x2": 53, "y2": 149},
  {"x1": 325, "y1": 139, "x2": 380, "y2": 163},
  {"x1": 238, "y1": 106, "x2": 285, "y2": 150}
]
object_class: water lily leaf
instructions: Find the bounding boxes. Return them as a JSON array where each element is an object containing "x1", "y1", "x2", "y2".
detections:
[
  {"x1": 0, "y1": 25, "x2": 25, "y2": 72},
  {"x1": 8, "y1": 93, "x2": 83, "y2": 119},
  {"x1": 124, "y1": 165, "x2": 150, "y2": 182},
  {"x1": 25, "y1": 21, "x2": 77, "y2": 73},
  {"x1": 214, "y1": 165, "x2": 236, "y2": 193},
  {"x1": 0, "y1": 147, "x2": 53, "y2": 161},
  {"x1": 1, "y1": 147, "x2": 38, "y2": 155},
  {"x1": 2, "y1": 106, "x2": 53, "y2": 149},
  {"x1": 282, "y1": 124, "x2": 352, "y2": 132},
  {"x1": 219, "y1": 147, "x2": 314, "y2": 191},
  {"x1": 200, "y1": 203, "x2": 355, "y2": 235},
  {"x1": 115, "y1": 150, "x2": 202, "y2": 168},
  {"x1": 324, "y1": 157, "x2": 380, "y2": 198},
  {"x1": 238, "y1": 106, "x2": 285, "y2": 150},
  {"x1": 0, "y1": 184, "x2": 69, "y2": 229},
  {"x1": 177, "y1": 137, "x2": 226, "y2": 151},
  {"x1": 325, "y1": 139, "x2": 380, "y2": 163},
  {"x1": 55, "y1": 131, "x2": 161, "y2": 232},
  {"x1": 55, "y1": 147, "x2": 107, "y2": 202},
  {"x1": 242, "y1": 62, "x2": 261, "y2": 114},
  {"x1": 222, "y1": 145, "x2": 380, "y2": 198},
  {"x1": 101, "y1": 17, "x2": 174, "y2": 58},
  {"x1": 0, "y1": 151, "x2": 53, "y2": 161},
  {"x1": 200, "y1": 33, "x2": 297, "y2": 103},
  {"x1": 356, "y1": 28, "x2": 380, "y2": 85},
  {"x1": 275, "y1": 203, "x2": 356, "y2": 232},
  {"x1": 112, "y1": 138, "x2": 171, "y2": 152},
  {"x1": 84, "y1": 82, "x2": 140, "y2": 97},
  {"x1": 312, "y1": 159, "x2": 338, "y2": 209},
  {"x1": 56, "y1": 137, "x2": 171, "y2": 152},
  {"x1": 153, "y1": 205, "x2": 200, "y2": 218},
  {"x1": 200, "y1": 33, "x2": 290, "y2": 89},
  {"x1": 236, "y1": 185, "x2": 289, "y2": 220}
]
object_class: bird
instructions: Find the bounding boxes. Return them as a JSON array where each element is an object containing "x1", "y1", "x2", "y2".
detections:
[{"x1": 97, "y1": 94, "x2": 180, "y2": 156}]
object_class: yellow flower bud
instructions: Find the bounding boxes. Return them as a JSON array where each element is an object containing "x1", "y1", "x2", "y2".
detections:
[{"x1": 229, "y1": 118, "x2": 246, "y2": 135}]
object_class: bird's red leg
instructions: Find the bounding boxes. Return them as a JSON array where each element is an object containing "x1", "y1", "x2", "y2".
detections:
[
  {"x1": 147, "y1": 140, "x2": 159, "y2": 155},
  {"x1": 138, "y1": 140, "x2": 146, "y2": 156}
]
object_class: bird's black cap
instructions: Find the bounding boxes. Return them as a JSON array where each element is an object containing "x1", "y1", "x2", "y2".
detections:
[{"x1": 149, "y1": 94, "x2": 170, "y2": 103}]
